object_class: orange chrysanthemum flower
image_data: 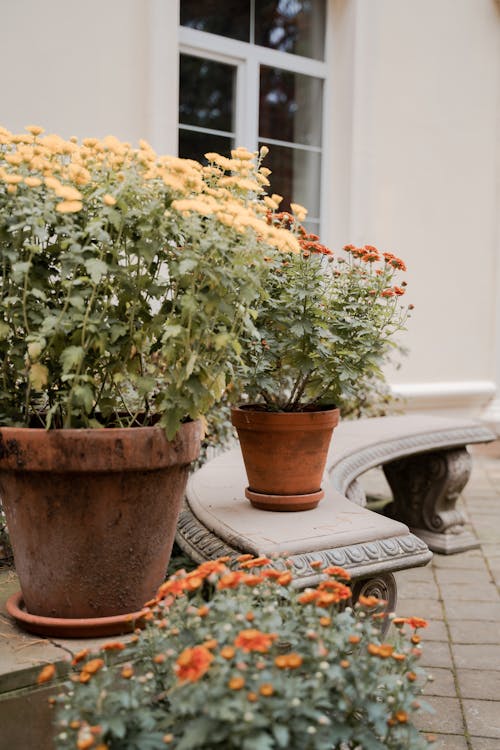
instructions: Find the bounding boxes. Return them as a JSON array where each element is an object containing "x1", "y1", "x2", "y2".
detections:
[
  {"x1": 175, "y1": 646, "x2": 214, "y2": 683},
  {"x1": 274, "y1": 652, "x2": 303, "y2": 669},
  {"x1": 221, "y1": 646, "x2": 235, "y2": 660},
  {"x1": 259, "y1": 683, "x2": 274, "y2": 696},
  {"x1": 101, "y1": 641, "x2": 126, "y2": 652},
  {"x1": 217, "y1": 571, "x2": 246, "y2": 590},
  {"x1": 358, "y1": 595, "x2": 385, "y2": 608},
  {"x1": 323, "y1": 566, "x2": 351, "y2": 580},
  {"x1": 196, "y1": 560, "x2": 229, "y2": 577},
  {"x1": 234, "y1": 629, "x2": 277, "y2": 653},
  {"x1": 228, "y1": 675, "x2": 245, "y2": 690},
  {"x1": 298, "y1": 589, "x2": 320, "y2": 604},
  {"x1": 243, "y1": 574, "x2": 265, "y2": 587},
  {"x1": 407, "y1": 617, "x2": 428, "y2": 630},
  {"x1": 183, "y1": 574, "x2": 203, "y2": 592},
  {"x1": 71, "y1": 649, "x2": 89, "y2": 665},
  {"x1": 239, "y1": 556, "x2": 271, "y2": 569},
  {"x1": 82, "y1": 658, "x2": 105, "y2": 675},
  {"x1": 37, "y1": 664, "x2": 56, "y2": 684},
  {"x1": 157, "y1": 578, "x2": 186, "y2": 598}
]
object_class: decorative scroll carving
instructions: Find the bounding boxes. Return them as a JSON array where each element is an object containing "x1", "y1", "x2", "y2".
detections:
[
  {"x1": 382, "y1": 448, "x2": 470, "y2": 532},
  {"x1": 351, "y1": 572, "x2": 397, "y2": 613},
  {"x1": 351, "y1": 573, "x2": 397, "y2": 636},
  {"x1": 176, "y1": 504, "x2": 432, "y2": 589}
]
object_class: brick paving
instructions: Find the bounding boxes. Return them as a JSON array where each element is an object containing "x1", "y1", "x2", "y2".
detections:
[{"x1": 392, "y1": 441, "x2": 500, "y2": 750}]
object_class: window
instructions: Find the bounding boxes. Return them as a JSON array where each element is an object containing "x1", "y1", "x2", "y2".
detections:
[{"x1": 179, "y1": 1, "x2": 327, "y2": 232}]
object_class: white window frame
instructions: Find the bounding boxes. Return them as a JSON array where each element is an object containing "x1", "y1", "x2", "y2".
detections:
[{"x1": 178, "y1": 15, "x2": 330, "y2": 230}]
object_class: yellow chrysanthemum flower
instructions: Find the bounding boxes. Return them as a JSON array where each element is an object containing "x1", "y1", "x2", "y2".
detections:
[
  {"x1": 56, "y1": 200, "x2": 83, "y2": 213},
  {"x1": 103, "y1": 194, "x2": 116, "y2": 206},
  {"x1": 290, "y1": 203, "x2": 308, "y2": 222},
  {"x1": 55, "y1": 185, "x2": 83, "y2": 201},
  {"x1": 45, "y1": 176, "x2": 62, "y2": 190},
  {"x1": 231, "y1": 147, "x2": 255, "y2": 161},
  {"x1": 24, "y1": 176, "x2": 43, "y2": 188},
  {"x1": 25, "y1": 125, "x2": 45, "y2": 136},
  {"x1": 3, "y1": 174, "x2": 23, "y2": 184}
]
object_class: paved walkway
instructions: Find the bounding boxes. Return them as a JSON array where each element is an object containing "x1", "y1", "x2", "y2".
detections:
[{"x1": 390, "y1": 441, "x2": 500, "y2": 750}]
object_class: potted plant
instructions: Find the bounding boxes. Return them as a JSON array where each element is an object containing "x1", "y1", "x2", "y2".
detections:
[
  {"x1": 231, "y1": 207, "x2": 411, "y2": 511},
  {"x1": 0, "y1": 128, "x2": 297, "y2": 635},
  {"x1": 46, "y1": 556, "x2": 433, "y2": 750}
]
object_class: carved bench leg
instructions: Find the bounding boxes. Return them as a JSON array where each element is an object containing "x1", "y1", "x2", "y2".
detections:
[
  {"x1": 382, "y1": 448, "x2": 479, "y2": 554},
  {"x1": 351, "y1": 572, "x2": 397, "y2": 636}
]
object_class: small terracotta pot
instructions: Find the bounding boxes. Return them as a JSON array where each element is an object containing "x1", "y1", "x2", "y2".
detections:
[
  {"x1": 0, "y1": 421, "x2": 201, "y2": 635},
  {"x1": 231, "y1": 405, "x2": 340, "y2": 511}
]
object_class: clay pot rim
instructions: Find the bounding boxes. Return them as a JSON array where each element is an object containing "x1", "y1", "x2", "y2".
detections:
[
  {"x1": 0, "y1": 419, "x2": 202, "y2": 472},
  {"x1": 0, "y1": 416, "x2": 196, "y2": 434},
  {"x1": 233, "y1": 403, "x2": 338, "y2": 414},
  {"x1": 231, "y1": 404, "x2": 340, "y2": 431}
]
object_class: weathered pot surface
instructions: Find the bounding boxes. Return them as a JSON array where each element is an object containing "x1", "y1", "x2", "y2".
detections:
[{"x1": 0, "y1": 421, "x2": 201, "y2": 634}]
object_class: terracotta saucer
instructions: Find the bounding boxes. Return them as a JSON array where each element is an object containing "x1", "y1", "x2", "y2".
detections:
[
  {"x1": 245, "y1": 487, "x2": 324, "y2": 511},
  {"x1": 6, "y1": 591, "x2": 149, "y2": 638}
]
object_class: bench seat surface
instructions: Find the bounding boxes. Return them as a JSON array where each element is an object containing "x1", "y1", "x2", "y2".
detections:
[{"x1": 187, "y1": 449, "x2": 410, "y2": 557}]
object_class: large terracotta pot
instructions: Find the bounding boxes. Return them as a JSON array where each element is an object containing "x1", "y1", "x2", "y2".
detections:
[
  {"x1": 0, "y1": 421, "x2": 201, "y2": 636},
  {"x1": 231, "y1": 405, "x2": 340, "y2": 511}
]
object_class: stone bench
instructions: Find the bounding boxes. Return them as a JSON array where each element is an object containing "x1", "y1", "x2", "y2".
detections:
[
  {"x1": 325, "y1": 415, "x2": 496, "y2": 553},
  {"x1": 176, "y1": 414, "x2": 495, "y2": 610}
]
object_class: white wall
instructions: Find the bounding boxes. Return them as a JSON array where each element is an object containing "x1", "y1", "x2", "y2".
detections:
[
  {"x1": 2, "y1": 0, "x2": 499, "y2": 426},
  {"x1": 0, "y1": 0, "x2": 180, "y2": 152},
  {"x1": 328, "y1": 0, "x2": 500, "y2": 425}
]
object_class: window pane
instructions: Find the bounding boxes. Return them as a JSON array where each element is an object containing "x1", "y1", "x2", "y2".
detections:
[
  {"x1": 180, "y1": 0, "x2": 250, "y2": 42},
  {"x1": 260, "y1": 143, "x2": 321, "y2": 218},
  {"x1": 255, "y1": 0, "x2": 325, "y2": 60},
  {"x1": 179, "y1": 55, "x2": 236, "y2": 133},
  {"x1": 259, "y1": 66, "x2": 322, "y2": 147},
  {"x1": 179, "y1": 130, "x2": 233, "y2": 163}
]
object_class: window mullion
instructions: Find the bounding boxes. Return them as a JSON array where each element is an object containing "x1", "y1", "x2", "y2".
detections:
[{"x1": 240, "y1": 52, "x2": 259, "y2": 152}]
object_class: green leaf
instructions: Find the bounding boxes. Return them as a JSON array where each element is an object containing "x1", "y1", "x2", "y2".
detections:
[
  {"x1": 162, "y1": 324, "x2": 183, "y2": 341},
  {"x1": 85, "y1": 257, "x2": 108, "y2": 284},
  {"x1": 102, "y1": 715, "x2": 127, "y2": 739},
  {"x1": 242, "y1": 734, "x2": 276, "y2": 750},
  {"x1": 41, "y1": 315, "x2": 60, "y2": 335},
  {"x1": 272, "y1": 725, "x2": 290, "y2": 748},
  {"x1": 175, "y1": 717, "x2": 214, "y2": 750},
  {"x1": 72, "y1": 385, "x2": 94, "y2": 412},
  {"x1": 0, "y1": 322, "x2": 9, "y2": 340},
  {"x1": 11, "y1": 261, "x2": 31, "y2": 276},
  {"x1": 178, "y1": 257, "x2": 198, "y2": 275},
  {"x1": 69, "y1": 295, "x2": 85, "y2": 311},
  {"x1": 60, "y1": 345, "x2": 84, "y2": 373},
  {"x1": 185, "y1": 351, "x2": 197, "y2": 377}
]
